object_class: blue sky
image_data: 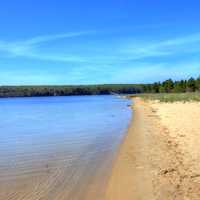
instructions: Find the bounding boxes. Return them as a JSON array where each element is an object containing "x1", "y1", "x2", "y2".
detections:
[{"x1": 0, "y1": 0, "x2": 200, "y2": 85}]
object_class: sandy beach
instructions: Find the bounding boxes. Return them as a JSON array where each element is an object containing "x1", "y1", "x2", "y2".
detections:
[{"x1": 106, "y1": 98, "x2": 200, "y2": 200}]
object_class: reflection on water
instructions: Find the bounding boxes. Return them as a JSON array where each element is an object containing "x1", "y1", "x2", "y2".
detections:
[{"x1": 0, "y1": 95, "x2": 131, "y2": 200}]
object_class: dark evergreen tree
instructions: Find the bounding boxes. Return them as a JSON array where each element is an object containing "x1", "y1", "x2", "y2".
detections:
[
  {"x1": 152, "y1": 82, "x2": 160, "y2": 93},
  {"x1": 187, "y1": 78, "x2": 196, "y2": 92},
  {"x1": 173, "y1": 80, "x2": 186, "y2": 93},
  {"x1": 196, "y1": 76, "x2": 200, "y2": 91},
  {"x1": 162, "y1": 79, "x2": 174, "y2": 93}
]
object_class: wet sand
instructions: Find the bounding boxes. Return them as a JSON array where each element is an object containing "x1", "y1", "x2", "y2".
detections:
[{"x1": 106, "y1": 98, "x2": 200, "y2": 199}]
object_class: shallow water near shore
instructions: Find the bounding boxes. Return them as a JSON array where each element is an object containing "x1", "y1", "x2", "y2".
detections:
[{"x1": 0, "y1": 95, "x2": 131, "y2": 200}]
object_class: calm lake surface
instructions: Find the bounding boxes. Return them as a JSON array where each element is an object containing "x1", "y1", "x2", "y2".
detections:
[{"x1": 0, "y1": 95, "x2": 131, "y2": 200}]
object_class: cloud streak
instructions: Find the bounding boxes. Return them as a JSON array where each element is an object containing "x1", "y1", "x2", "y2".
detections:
[
  {"x1": 0, "y1": 30, "x2": 95, "y2": 62},
  {"x1": 111, "y1": 61, "x2": 200, "y2": 84},
  {"x1": 22, "y1": 31, "x2": 95, "y2": 45},
  {"x1": 123, "y1": 32, "x2": 200, "y2": 60},
  {"x1": 1, "y1": 31, "x2": 200, "y2": 65}
]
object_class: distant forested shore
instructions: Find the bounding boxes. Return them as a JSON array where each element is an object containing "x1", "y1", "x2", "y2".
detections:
[{"x1": 0, "y1": 76, "x2": 199, "y2": 97}]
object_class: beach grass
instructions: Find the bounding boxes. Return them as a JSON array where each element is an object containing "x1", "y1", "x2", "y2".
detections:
[{"x1": 129, "y1": 92, "x2": 200, "y2": 102}]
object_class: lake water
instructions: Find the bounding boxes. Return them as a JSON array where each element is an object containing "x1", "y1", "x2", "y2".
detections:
[{"x1": 0, "y1": 95, "x2": 131, "y2": 200}]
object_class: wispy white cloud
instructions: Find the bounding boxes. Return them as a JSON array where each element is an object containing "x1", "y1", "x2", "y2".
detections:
[
  {"x1": 111, "y1": 61, "x2": 200, "y2": 84},
  {"x1": 159, "y1": 33, "x2": 200, "y2": 46},
  {"x1": 122, "y1": 33, "x2": 200, "y2": 60},
  {"x1": 0, "y1": 31, "x2": 95, "y2": 62},
  {"x1": 1, "y1": 31, "x2": 200, "y2": 65},
  {"x1": 22, "y1": 31, "x2": 95, "y2": 45}
]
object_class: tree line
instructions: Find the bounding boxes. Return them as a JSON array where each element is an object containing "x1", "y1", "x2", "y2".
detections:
[
  {"x1": 145, "y1": 76, "x2": 200, "y2": 93},
  {"x1": 0, "y1": 84, "x2": 143, "y2": 97},
  {"x1": 0, "y1": 76, "x2": 199, "y2": 97}
]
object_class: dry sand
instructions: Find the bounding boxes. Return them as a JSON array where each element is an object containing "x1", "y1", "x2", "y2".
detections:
[{"x1": 106, "y1": 98, "x2": 200, "y2": 200}]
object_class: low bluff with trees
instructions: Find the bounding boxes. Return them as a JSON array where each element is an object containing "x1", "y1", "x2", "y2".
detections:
[{"x1": 0, "y1": 76, "x2": 200, "y2": 98}]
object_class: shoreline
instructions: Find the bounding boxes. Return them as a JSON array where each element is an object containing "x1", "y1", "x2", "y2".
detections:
[
  {"x1": 105, "y1": 97, "x2": 200, "y2": 199},
  {"x1": 105, "y1": 98, "x2": 156, "y2": 199}
]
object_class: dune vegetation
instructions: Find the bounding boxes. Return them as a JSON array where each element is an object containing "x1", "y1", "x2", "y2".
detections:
[{"x1": 129, "y1": 92, "x2": 200, "y2": 102}]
